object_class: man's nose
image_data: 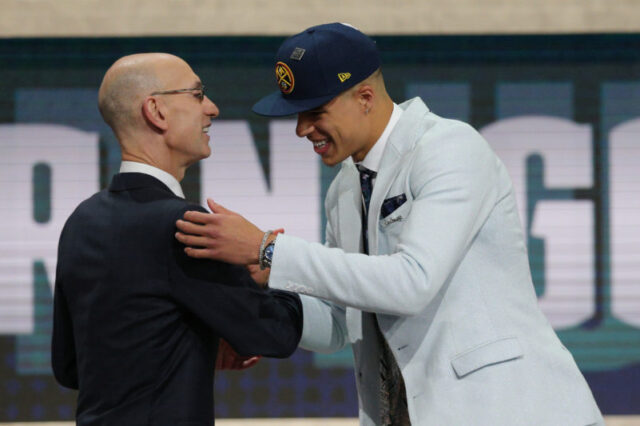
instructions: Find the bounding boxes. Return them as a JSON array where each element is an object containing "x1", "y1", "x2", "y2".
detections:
[
  {"x1": 296, "y1": 114, "x2": 314, "y2": 138},
  {"x1": 204, "y1": 96, "x2": 219, "y2": 118}
]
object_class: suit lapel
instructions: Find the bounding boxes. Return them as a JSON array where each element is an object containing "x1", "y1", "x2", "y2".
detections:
[
  {"x1": 367, "y1": 148, "x2": 402, "y2": 255},
  {"x1": 336, "y1": 99, "x2": 433, "y2": 341},
  {"x1": 336, "y1": 161, "x2": 363, "y2": 253},
  {"x1": 368, "y1": 98, "x2": 431, "y2": 253}
]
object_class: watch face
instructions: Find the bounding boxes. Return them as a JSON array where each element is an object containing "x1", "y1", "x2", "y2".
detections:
[
  {"x1": 260, "y1": 242, "x2": 275, "y2": 270},
  {"x1": 262, "y1": 243, "x2": 275, "y2": 268},
  {"x1": 265, "y1": 243, "x2": 275, "y2": 259}
]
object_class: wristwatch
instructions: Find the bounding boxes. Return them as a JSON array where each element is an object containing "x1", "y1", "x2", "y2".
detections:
[{"x1": 260, "y1": 241, "x2": 275, "y2": 270}]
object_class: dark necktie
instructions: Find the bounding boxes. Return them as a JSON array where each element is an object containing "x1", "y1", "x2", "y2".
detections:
[
  {"x1": 357, "y1": 165, "x2": 377, "y2": 254},
  {"x1": 357, "y1": 165, "x2": 411, "y2": 426}
]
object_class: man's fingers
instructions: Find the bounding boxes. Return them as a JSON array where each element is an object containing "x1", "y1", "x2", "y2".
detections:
[
  {"x1": 206, "y1": 198, "x2": 217, "y2": 213},
  {"x1": 175, "y1": 220, "x2": 209, "y2": 236},
  {"x1": 183, "y1": 210, "x2": 214, "y2": 224},
  {"x1": 232, "y1": 356, "x2": 260, "y2": 370},
  {"x1": 239, "y1": 356, "x2": 261, "y2": 370},
  {"x1": 216, "y1": 338, "x2": 260, "y2": 371},
  {"x1": 183, "y1": 247, "x2": 217, "y2": 259},
  {"x1": 207, "y1": 198, "x2": 238, "y2": 216},
  {"x1": 175, "y1": 232, "x2": 211, "y2": 248}
]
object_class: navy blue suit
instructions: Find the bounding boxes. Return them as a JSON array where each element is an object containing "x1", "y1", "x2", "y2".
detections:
[{"x1": 52, "y1": 172, "x2": 302, "y2": 425}]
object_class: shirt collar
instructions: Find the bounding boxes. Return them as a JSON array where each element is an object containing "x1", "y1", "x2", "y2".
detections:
[
  {"x1": 357, "y1": 103, "x2": 403, "y2": 173},
  {"x1": 119, "y1": 161, "x2": 185, "y2": 199}
]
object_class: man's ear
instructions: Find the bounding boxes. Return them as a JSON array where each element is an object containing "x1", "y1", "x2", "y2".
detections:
[
  {"x1": 142, "y1": 96, "x2": 169, "y2": 131},
  {"x1": 356, "y1": 84, "x2": 375, "y2": 113}
]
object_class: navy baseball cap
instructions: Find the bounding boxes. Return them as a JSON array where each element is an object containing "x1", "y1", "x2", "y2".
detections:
[{"x1": 252, "y1": 23, "x2": 381, "y2": 117}]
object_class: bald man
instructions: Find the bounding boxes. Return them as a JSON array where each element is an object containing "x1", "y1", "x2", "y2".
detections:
[{"x1": 51, "y1": 53, "x2": 302, "y2": 425}]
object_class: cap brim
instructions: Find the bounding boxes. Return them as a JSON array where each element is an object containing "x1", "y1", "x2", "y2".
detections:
[{"x1": 252, "y1": 90, "x2": 338, "y2": 117}]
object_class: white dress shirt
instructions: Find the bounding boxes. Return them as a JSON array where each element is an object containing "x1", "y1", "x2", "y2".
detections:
[{"x1": 356, "y1": 103, "x2": 403, "y2": 179}]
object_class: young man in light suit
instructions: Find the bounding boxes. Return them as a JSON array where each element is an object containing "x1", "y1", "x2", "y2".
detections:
[{"x1": 176, "y1": 24, "x2": 603, "y2": 425}]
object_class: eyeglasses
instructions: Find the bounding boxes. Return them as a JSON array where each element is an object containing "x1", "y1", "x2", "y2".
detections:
[{"x1": 150, "y1": 86, "x2": 206, "y2": 101}]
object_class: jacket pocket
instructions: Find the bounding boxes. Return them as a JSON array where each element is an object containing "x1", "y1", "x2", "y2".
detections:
[
  {"x1": 450, "y1": 336, "x2": 522, "y2": 378},
  {"x1": 379, "y1": 199, "x2": 411, "y2": 228},
  {"x1": 381, "y1": 193, "x2": 407, "y2": 218}
]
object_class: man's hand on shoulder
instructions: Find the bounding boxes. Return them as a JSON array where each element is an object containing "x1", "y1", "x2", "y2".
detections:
[{"x1": 175, "y1": 198, "x2": 264, "y2": 265}]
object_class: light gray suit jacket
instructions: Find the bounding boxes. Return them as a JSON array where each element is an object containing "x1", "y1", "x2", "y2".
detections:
[{"x1": 269, "y1": 98, "x2": 603, "y2": 425}]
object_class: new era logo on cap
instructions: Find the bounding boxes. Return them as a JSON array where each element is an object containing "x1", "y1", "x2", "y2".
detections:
[
  {"x1": 338, "y1": 73, "x2": 351, "y2": 83},
  {"x1": 252, "y1": 23, "x2": 381, "y2": 117}
]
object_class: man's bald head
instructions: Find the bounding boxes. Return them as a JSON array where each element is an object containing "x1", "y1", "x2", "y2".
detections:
[{"x1": 97, "y1": 53, "x2": 184, "y2": 137}]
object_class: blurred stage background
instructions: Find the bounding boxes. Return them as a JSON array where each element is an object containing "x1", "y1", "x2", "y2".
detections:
[{"x1": 1, "y1": 0, "x2": 639, "y2": 424}]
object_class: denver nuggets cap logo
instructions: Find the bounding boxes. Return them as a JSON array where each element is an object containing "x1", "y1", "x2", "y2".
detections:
[{"x1": 275, "y1": 61, "x2": 295, "y2": 95}]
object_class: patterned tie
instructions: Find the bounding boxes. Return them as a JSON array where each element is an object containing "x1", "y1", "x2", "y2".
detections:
[
  {"x1": 357, "y1": 165, "x2": 411, "y2": 426},
  {"x1": 357, "y1": 165, "x2": 377, "y2": 254}
]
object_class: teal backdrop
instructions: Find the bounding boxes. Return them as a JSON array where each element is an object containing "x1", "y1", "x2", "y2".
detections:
[{"x1": 0, "y1": 34, "x2": 639, "y2": 420}]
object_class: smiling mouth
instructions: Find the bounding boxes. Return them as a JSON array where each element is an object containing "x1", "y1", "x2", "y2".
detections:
[
  {"x1": 311, "y1": 139, "x2": 330, "y2": 155},
  {"x1": 203, "y1": 125, "x2": 211, "y2": 134}
]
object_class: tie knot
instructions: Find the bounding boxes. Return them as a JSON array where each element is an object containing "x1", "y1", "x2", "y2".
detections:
[
  {"x1": 357, "y1": 164, "x2": 376, "y2": 217},
  {"x1": 357, "y1": 165, "x2": 377, "y2": 180}
]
